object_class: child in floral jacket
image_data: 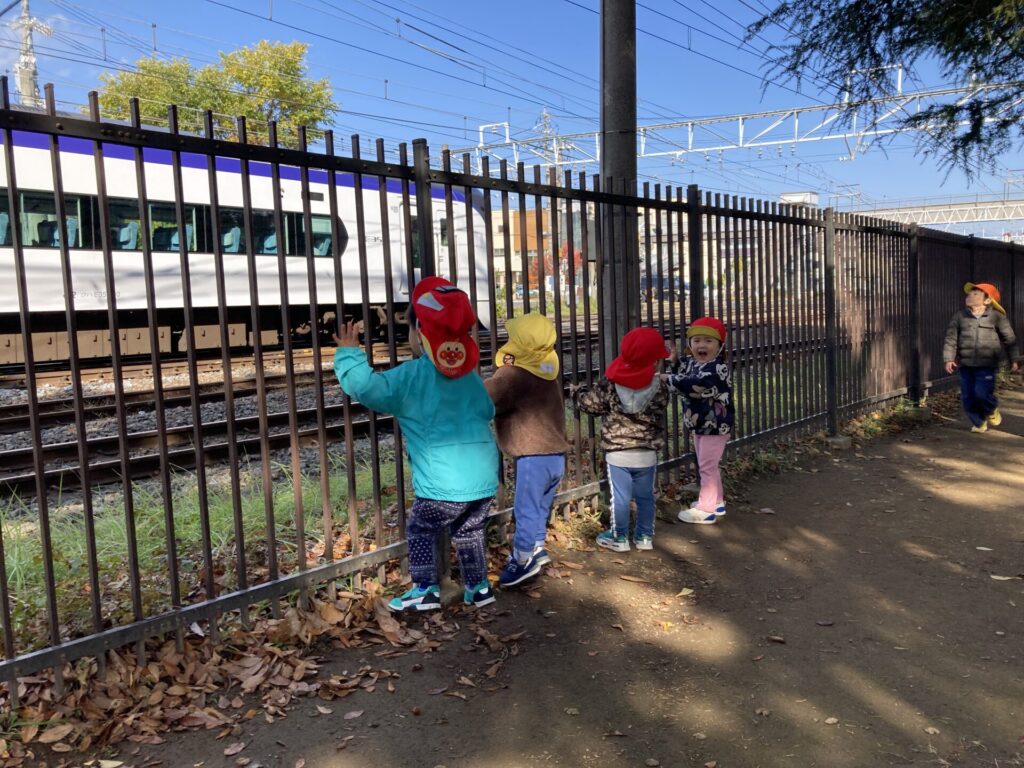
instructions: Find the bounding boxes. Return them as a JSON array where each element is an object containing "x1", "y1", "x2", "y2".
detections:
[{"x1": 663, "y1": 316, "x2": 734, "y2": 525}]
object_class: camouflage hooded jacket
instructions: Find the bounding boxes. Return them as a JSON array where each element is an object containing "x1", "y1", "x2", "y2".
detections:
[{"x1": 572, "y1": 378, "x2": 669, "y2": 452}]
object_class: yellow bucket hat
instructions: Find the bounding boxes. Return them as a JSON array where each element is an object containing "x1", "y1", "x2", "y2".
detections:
[{"x1": 496, "y1": 312, "x2": 560, "y2": 380}]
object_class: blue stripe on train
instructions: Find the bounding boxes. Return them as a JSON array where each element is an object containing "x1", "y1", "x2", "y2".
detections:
[{"x1": 3, "y1": 130, "x2": 466, "y2": 203}]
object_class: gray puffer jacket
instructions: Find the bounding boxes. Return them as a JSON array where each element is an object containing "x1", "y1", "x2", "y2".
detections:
[{"x1": 942, "y1": 308, "x2": 1020, "y2": 368}]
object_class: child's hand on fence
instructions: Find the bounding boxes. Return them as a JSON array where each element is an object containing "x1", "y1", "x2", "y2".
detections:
[
  {"x1": 1012, "y1": 360, "x2": 1022, "y2": 374},
  {"x1": 333, "y1": 321, "x2": 363, "y2": 348},
  {"x1": 568, "y1": 382, "x2": 582, "y2": 394},
  {"x1": 944, "y1": 361, "x2": 957, "y2": 374},
  {"x1": 666, "y1": 340, "x2": 679, "y2": 366}
]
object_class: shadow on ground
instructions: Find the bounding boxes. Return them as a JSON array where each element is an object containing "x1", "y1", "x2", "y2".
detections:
[{"x1": 103, "y1": 387, "x2": 1024, "y2": 768}]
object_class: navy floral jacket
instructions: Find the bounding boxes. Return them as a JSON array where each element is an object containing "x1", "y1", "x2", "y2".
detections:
[{"x1": 665, "y1": 356, "x2": 735, "y2": 436}]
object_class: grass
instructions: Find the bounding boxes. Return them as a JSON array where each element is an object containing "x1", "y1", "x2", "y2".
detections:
[{"x1": 1, "y1": 449, "x2": 411, "y2": 653}]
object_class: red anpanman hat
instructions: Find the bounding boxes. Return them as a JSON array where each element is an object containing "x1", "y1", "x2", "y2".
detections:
[
  {"x1": 605, "y1": 327, "x2": 670, "y2": 389},
  {"x1": 411, "y1": 277, "x2": 479, "y2": 378},
  {"x1": 686, "y1": 316, "x2": 727, "y2": 343}
]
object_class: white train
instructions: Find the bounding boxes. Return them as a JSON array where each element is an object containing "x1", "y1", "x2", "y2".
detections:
[{"x1": 0, "y1": 130, "x2": 490, "y2": 363}]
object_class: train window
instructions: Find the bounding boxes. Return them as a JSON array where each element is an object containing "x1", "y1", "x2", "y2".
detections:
[
  {"x1": 18, "y1": 191, "x2": 94, "y2": 249},
  {"x1": 0, "y1": 189, "x2": 9, "y2": 246},
  {"x1": 439, "y1": 219, "x2": 449, "y2": 247},
  {"x1": 309, "y1": 215, "x2": 333, "y2": 257},
  {"x1": 149, "y1": 203, "x2": 211, "y2": 253},
  {"x1": 219, "y1": 208, "x2": 244, "y2": 253},
  {"x1": 109, "y1": 198, "x2": 141, "y2": 250},
  {"x1": 251, "y1": 210, "x2": 278, "y2": 255}
]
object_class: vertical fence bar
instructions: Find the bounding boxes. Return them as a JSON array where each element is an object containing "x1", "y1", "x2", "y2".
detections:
[
  {"x1": 823, "y1": 208, "x2": 839, "y2": 435},
  {"x1": 564, "y1": 171, "x2": 584, "y2": 485},
  {"x1": 686, "y1": 184, "x2": 704, "y2": 321},
  {"x1": 412, "y1": 139, "x2": 436, "y2": 278},
  {"x1": 642, "y1": 182, "x2": 653, "y2": 325},
  {"x1": 580, "y1": 172, "x2": 598, "y2": 476},
  {"x1": 44, "y1": 87, "x2": 102, "y2": 668},
  {"x1": 203, "y1": 110, "x2": 247, "y2": 624},
  {"x1": 669, "y1": 188, "x2": 681, "y2": 468},
  {"x1": 593, "y1": 176, "x2": 607, "y2": 373},
  {"x1": 0, "y1": 77, "x2": 39, "y2": 694},
  {"x1": 350, "y1": 137, "x2": 384, "y2": 580},
  {"x1": 384, "y1": 141, "x2": 409, "y2": 554},
  {"x1": 462, "y1": 154, "x2": 480, "y2": 350},
  {"x1": 267, "y1": 122, "x2": 307, "y2": 589},
  {"x1": 85, "y1": 89, "x2": 140, "y2": 655},
  {"x1": 517, "y1": 162, "x2": 531, "y2": 314},
  {"x1": 441, "y1": 150, "x2": 458, "y2": 283},
  {"x1": 236, "y1": 116, "x2": 279, "y2": 615},
  {"x1": 128, "y1": 98, "x2": 182, "y2": 634},
  {"x1": 534, "y1": 166, "x2": 547, "y2": 316},
  {"x1": 325, "y1": 132, "x2": 360, "y2": 577},
  {"x1": 737, "y1": 197, "x2": 753, "y2": 440},
  {"x1": 166, "y1": 104, "x2": 216, "y2": 614},
  {"x1": 547, "y1": 167, "x2": 563, "y2": 354},
  {"x1": 482, "y1": 158, "x2": 499, "y2": 365},
  {"x1": 499, "y1": 160, "x2": 514, "y2": 316},
  {"x1": 299, "y1": 126, "x2": 334, "y2": 592}
]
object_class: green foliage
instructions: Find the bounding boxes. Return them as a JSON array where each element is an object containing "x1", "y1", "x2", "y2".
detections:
[
  {"x1": 749, "y1": 0, "x2": 1024, "y2": 175},
  {"x1": 95, "y1": 41, "x2": 337, "y2": 147}
]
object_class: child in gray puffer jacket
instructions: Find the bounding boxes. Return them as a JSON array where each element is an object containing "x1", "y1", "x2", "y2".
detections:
[{"x1": 942, "y1": 281, "x2": 1021, "y2": 433}]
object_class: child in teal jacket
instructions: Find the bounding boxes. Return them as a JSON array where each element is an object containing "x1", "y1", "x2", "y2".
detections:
[{"x1": 334, "y1": 277, "x2": 499, "y2": 611}]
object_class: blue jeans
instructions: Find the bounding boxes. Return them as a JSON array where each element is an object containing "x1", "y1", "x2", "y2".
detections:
[
  {"x1": 607, "y1": 463, "x2": 656, "y2": 540},
  {"x1": 512, "y1": 455, "x2": 565, "y2": 561},
  {"x1": 959, "y1": 365, "x2": 998, "y2": 427}
]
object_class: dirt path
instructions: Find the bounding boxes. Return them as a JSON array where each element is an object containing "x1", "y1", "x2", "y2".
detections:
[{"x1": 95, "y1": 387, "x2": 1024, "y2": 768}]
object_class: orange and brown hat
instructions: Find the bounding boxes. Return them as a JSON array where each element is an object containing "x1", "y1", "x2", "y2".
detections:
[{"x1": 964, "y1": 282, "x2": 1005, "y2": 314}]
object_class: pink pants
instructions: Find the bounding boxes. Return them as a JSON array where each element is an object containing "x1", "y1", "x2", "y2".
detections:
[{"x1": 694, "y1": 434, "x2": 728, "y2": 513}]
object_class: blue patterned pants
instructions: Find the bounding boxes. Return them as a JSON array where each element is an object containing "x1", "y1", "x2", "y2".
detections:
[{"x1": 406, "y1": 496, "x2": 493, "y2": 587}]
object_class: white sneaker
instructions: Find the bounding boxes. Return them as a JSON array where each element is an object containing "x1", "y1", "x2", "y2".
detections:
[
  {"x1": 715, "y1": 502, "x2": 727, "y2": 517},
  {"x1": 678, "y1": 507, "x2": 718, "y2": 525}
]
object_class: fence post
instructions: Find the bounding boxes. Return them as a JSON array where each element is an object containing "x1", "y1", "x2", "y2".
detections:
[
  {"x1": 686, "y1": 184, "x2": 704, "y2": 321},
  {"x1": 907, "y1": 223, "x2": 922, "y2": 404},
  {"x1": 968, "y1": 233, "x2": 976, "y2": 278},
  {"x1": 412, "y1": 138, "x2": 436, "y2": 279},
  {"x1": 823, "y1": 207, "x2": 841, "y2": 438}
]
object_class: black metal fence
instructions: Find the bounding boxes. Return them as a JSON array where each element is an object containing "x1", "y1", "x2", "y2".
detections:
[{"x1": 1, "y1": 82, "x2": 1022, "y2": 698}]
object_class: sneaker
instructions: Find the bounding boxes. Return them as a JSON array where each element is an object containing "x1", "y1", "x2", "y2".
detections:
[
  {"x1": 633, "y1": 535, "x2": 654, "y2": 551},
  {"x1": 988, "y1": 409, "x2": 1002, "y2": 426},
  {"x1": 499, "y1": 554, "x2": 542, "y2": 587},
  {"x1": 388, "y1": 583, "x2": 441, "y2": 612},
  {"x1": 464, "y1": 579, "x2": 496, "y2": 607},
  {"x1": 596, "y1": 530, "x2": 630, "y2": 552},
  {"x1": 678, "y1": 507, "x2": 718, "y2": 525},
  {"x1": 532, "y1": 545, "x2": 552, "y2": 567},
  {"x1": 971, "y1": 422, "x2": 989, "y2": 433},
  {"x1": 715, "y1": 502, "x2": 727, "y2": 517}
]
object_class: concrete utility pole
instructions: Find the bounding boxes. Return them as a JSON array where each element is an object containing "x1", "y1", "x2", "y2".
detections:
[{"x1": 600, "y1": 0, "x2": 638, "y2": 358}]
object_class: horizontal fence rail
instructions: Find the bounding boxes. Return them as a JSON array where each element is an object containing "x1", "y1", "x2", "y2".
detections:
[{"x1": 0, "y1": 82, "x2": 1022, "y2": 694}]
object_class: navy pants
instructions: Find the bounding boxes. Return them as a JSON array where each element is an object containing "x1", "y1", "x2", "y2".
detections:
[
  {"x1": 959, "y1": 365, "x2": 998, "y2": 427},
  {"x1": 406, "y1": 496, "x2": 493, "y2": 587},
  {"x1": 512, "y1": 454, "x2": 565, "y2": 562}
]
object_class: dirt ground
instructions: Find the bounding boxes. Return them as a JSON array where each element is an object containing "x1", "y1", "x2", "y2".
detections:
[{"x1": 62, "y1": 385, "x2": 1024, "y2": 768}]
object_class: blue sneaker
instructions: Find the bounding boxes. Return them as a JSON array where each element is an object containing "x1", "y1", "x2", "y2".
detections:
[
  {"x1": 596, "y1": 530, "x2": 630, "y2": 552},
  {"x1": 532, "y1": 545, "x2": 552, "y2": 567},
  {"x1": 388, "y1": 583, "x2": 441, "y2": 612},
  {"x1": 499, "y1": 554, "x2": 542, "y2": 587},
  {"x1": 464, "y1": 579, "x2": 496, "y2": 607},
  {"x1": 715, "y1": 502, "x2": 727, "y2": 517}
]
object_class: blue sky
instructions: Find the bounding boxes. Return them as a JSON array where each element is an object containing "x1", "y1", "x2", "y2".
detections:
[{"x1": 3, "y1": 0, "x2": 1023, "y2": 235}]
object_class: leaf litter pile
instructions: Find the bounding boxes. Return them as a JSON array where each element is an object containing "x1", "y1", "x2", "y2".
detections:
[{"x1": 0, "y1": 579, "x2": 526, "y2": 766}]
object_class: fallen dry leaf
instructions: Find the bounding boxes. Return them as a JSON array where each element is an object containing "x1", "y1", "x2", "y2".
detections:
[
  {"x1": 705, "y1": 762, "x2": 718, "y2": 768},
  {"x1": 223, "y1": 743, "x2": 247, "y2": 756},
  {"x1": 427, "y1": 687, "x2": 448, "y2": 695},
  {"x1": 816, "y1": 620, "x2": 835, "y2": 627},
  {"x1": 675, "y1": 587, "x2": 695, "y2": 597},
  {"x1": 611, "y1": 558, "x2": 626, "y2": 565},
  {"x1": 38, "y1": 723, "x2": 75, "y2": 744},
  {"x1": 316, "y1": 705, "x2": 333, "y2": 715},
  {"x1": 457, "y1": 676, "x2": 476, "y2": 688},
  {"x1": 755, "y1": 507, "x2": 776, "y2": 515},
  {"x1": 825, "y1": 717, "x2": 839, "y2": 725},
  {"x1": 610, "y1": 623, "x2": 624, "y2": 631},
  {"x1": 295, "y1": 760, "x2": 306, "y2": 768},
  {"x1": 755, "y1": 708, "x2": 771, "y2": 717},
  {"x1": 618, "y1": 575, "x2": 651, "y2": 584},
  {"x1": 604, "y1": 730, "x2": 626, "y2": 737},
  {"x1": 990, "y1": 574, "x2": 1019, "y2": 581},
  {"x1": 343, "y1": 710, "x2": 364, "y2": 720},
  {"x1": 444, "y1": 691, "x2": 468, "y2": 701},
  {"x1": 526, "y1": 590, "x2": 543, "y2": 599},
  {"x1": 767, "y1": 635, "x2": 786, "y2": 644},
  {"x1": 924, "y1": 726, "x2": 941, "y2": 735}
]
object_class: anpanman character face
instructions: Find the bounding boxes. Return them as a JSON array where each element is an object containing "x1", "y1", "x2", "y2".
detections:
[
  {"x1": 437, "y1": 341, "x2": 467, "y2": 369},
  {"x1": 503, "y1": 353, "x2": 516, "y2": 366}
]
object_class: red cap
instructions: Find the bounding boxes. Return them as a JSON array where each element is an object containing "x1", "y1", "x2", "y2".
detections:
[
  {"x1": 605, "y1": 327, "x2": 670, "y2": 389},
  {"x1": 411, "y1": 277, "x2": 479, "y2": 378},
  {"x1": 686, "y1": 316, "x2": 727, "y2": 343}
]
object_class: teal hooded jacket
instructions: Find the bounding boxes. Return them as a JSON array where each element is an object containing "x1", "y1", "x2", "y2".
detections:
[{"x1": 333, "y1": 348, "x2": 499, "y2": 502}]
